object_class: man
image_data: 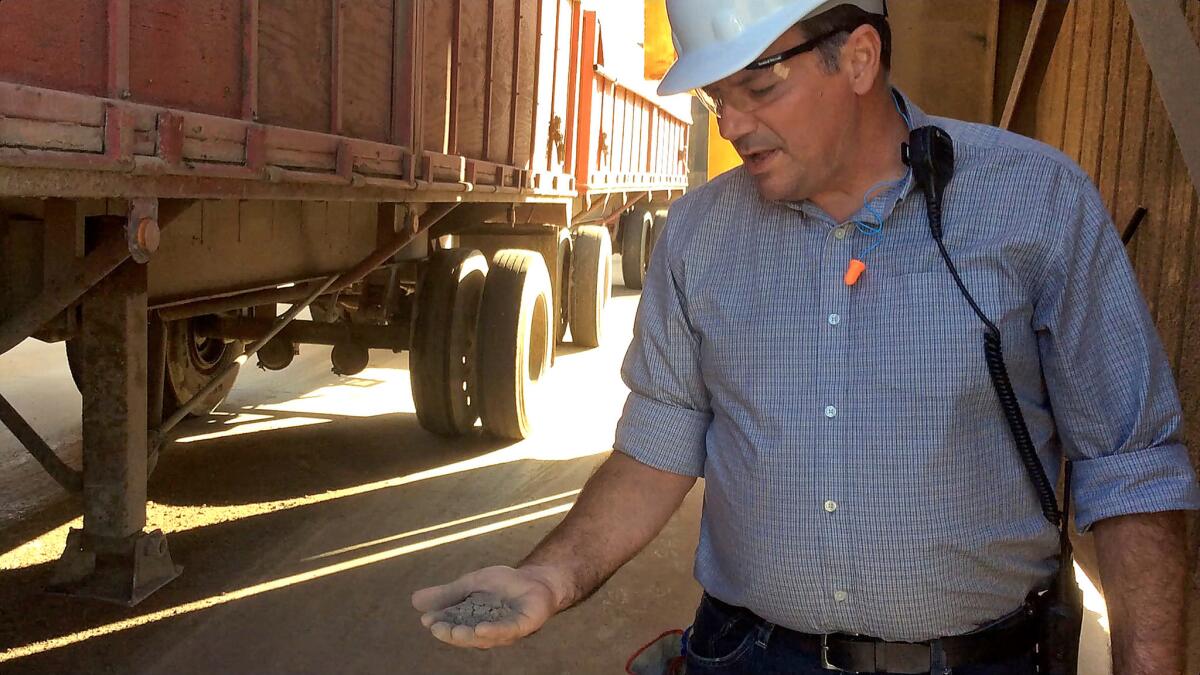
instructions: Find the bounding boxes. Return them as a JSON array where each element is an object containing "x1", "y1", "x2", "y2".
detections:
[{"x1": 413, "y1": 1, "x2": 1200, "y2": 673}]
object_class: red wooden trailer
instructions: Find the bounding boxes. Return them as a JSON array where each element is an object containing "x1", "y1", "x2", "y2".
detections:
[
  {"x1": 570, "y1": 9, "x2": 690, "y2": 290},
  {"x1": 0, "y1": 0, "x2": 689, "y2": 604}
]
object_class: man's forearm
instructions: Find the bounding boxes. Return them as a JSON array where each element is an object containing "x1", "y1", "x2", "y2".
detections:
[
  {"x1": 519, "y1": 450, "x2": 697, "y2": 611},
  {"x1": 1093, "y1": 510, "x2": 1189, "y2": 675}
]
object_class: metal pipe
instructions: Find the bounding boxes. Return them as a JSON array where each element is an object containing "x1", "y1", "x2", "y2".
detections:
[
  {"x1": 600, "y1": 192, "x2": 649, "y2": 226},
  {"x1": 157, "y1": 284, "x2": 321, "y2": 322},
  {"x1": 0, "y1": 392, "x2": 83, "y2": 493},
  {"x1": 193, "y1": 316, "x2": 409, "y2": 351}
]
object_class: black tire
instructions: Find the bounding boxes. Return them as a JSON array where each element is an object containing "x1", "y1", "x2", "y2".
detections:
[
  {"x1": 475, "y1": 249, "x2": 553, "y2": 440},
  {"x1": 66, "y1": 318, "x2": 241, "y2": 418},
  {"x1": 653, "y1": 209, "x2": 669, "y2": 249},
  {"x1": 620, "y1": 208, "x2": 654, "y2": 290},
  {"x1": 410, "y1": 249, "x2": 489, "y2": 437},
  {"x1": 569, "y1": 226, "x2": 612, "y2": 348},
  {"x1": 555, "y1": 229, "x2": 573, "y2": 344},
  {"x1": 163, "y1": 319, "x2": 242, "y2": 416}
]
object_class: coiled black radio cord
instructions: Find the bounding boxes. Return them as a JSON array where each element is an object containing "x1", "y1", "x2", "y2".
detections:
[
  {"x1": 907, "y1": 127, "x2": 1061, "y2": 527},
  {"x1": 906, "y1": 125, "x2": 1080, "y2": 675},
  {"x1": 928, "y1": 199, "x2": 1062, "y2": 527}
]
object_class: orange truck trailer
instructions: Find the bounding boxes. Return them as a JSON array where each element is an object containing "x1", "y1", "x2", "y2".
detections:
[{"x1": 0, "y1": 0, "x2": 689, "y2": 604}]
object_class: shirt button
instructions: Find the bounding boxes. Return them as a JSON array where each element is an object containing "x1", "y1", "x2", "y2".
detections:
[
  {"x1": 833, "y1": 590, "x2": 849, "y2": 603},
  {"x1": 824, "y1": 405, "x2": 837, "y2": 418},
  {"x1": 824, "y1": 500, "x2": 838, "y2": 513},
  {"x1": 833, "y1": 227, "x2": 848, "y2": 240},
  {"x1": 828, "y1": 313, "x2": 841, "y2": 326}
]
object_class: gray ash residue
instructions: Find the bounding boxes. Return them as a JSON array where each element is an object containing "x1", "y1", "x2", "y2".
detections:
[{"x1": 440, "y1": 593, "x2": 515, "y2": 628}]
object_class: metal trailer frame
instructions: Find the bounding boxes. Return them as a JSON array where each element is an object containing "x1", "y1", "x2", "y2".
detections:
[{"x1": 0, "y1": 0, "x2": 689, "y2": 605}]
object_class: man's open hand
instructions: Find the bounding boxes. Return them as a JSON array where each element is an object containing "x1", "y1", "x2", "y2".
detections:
[{"x1": 411, "y1": 565, "x2": 563, "y2": 649}]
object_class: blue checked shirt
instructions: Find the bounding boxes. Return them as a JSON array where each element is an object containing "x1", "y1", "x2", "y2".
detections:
[{"x1": 614, "y1": 92, "x2": 1200, "y2": 642}]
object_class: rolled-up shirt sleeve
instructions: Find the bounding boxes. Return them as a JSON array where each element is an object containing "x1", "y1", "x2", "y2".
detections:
[
  {"x1": 614, "y1": 210, "x2": 711, "y2": 477},
  {"x1": 1033, "y1": 178, "x2": 1200, "y2": 532}
]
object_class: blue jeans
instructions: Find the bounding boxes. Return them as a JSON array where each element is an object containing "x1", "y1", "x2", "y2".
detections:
[{"x1": 684, "y1": 594, "x2": 1036, "y2": 675}]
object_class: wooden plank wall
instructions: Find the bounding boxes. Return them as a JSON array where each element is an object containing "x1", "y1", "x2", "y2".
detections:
[
  {"x1": 1004, "y1": 0, "x2": 1200, "y2": 665},
  {"x1": 889, "y1": 1, "x2": 1000, "y2": 124},
  {"x1": 963, "y1": 3, "x2": 1200, "y2": 479},
  {"x1": 1021, "y1": 0, "x2": 1200, "y2": 506},
  {"x1": 258, "y1": 0, "x2": 334, "y2": 133},
  {"x1": 129, "y1": 0, "x2": 243, "y2": 118},
  {"x1": 898, "y1": 0, "x2": 1200, "y2": 663}
]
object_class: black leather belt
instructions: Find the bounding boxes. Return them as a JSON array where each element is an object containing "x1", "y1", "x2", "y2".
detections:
[{"x1": 705, "y1": 595, "x2": 1036, "y2": 674}]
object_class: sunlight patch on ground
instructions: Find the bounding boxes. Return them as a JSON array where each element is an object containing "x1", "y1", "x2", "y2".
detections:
[
  {"x1": 0, "y1": 501, "x2": 574, "y2": 664},
  {"x1": 304, "y1": 489, "x2": 581, "y2": 561},
  {"x1": 174, "y1": 414, "x2": 331, "y2": 444},
  {"x1": 253, "y1": 367, "x2": 416, "y2": 417},
  {"x1": 1, "y1": 442, "x2": 607, "y2": 571}
]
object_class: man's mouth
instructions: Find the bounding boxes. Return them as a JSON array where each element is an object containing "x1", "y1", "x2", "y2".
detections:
[{"x1": 742, "y1": 148, "x2": 780, "y2": 175}]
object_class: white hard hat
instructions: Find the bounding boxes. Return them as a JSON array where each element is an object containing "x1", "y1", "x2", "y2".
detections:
[{"x1": 657, "y1": 0, "x2": 887, "y2": 96}]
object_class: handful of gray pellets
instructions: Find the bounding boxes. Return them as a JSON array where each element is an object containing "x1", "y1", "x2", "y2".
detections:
[{"x1": 438, "y1": 592, "x2": 516, "y2": 628}]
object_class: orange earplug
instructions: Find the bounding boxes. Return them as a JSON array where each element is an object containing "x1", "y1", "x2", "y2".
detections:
[{"x1": 844, "y1": 259, "x2": 867, "y2": 286}]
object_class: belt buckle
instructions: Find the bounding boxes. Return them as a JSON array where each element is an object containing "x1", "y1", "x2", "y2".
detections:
[{"x1": 820, "y1": 635, "x2": 844, "y2": 672}]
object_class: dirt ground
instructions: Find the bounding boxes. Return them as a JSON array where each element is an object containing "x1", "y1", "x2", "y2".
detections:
[{"x1": 0, "y1": 260, "x2": 1113, "y2": 675}]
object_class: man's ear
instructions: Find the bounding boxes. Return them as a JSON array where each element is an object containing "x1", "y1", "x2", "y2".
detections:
[{"x1": 844, "y1": 24, "x2": 883, "y2": 95}]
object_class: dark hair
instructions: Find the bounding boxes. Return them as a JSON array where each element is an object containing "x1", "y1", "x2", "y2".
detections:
[{"x1": 798, "y1": 5, "x2": 892, "y2": 73}]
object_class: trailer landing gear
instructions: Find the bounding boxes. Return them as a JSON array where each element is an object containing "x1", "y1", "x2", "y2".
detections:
[
  {"x1": 48, "y1": 255, "x2": 180, "y2": 605},
  {"x1": 47, "y1": 528, "x2": 180, "y2": 607}
]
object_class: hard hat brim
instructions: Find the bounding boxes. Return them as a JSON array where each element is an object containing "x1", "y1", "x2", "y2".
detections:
[{"x1": 656, "y1": 0, "x2": 886, "y2": 96}]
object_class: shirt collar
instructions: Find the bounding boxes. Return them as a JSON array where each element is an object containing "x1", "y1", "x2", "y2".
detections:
[{"x1": 786, "y1": 87, "x2": 924, "y2": 223}]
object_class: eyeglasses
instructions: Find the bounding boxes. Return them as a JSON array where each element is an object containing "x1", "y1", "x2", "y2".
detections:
[{"x1": 695, "y1": 29, "x2": 845, "y2": 119}]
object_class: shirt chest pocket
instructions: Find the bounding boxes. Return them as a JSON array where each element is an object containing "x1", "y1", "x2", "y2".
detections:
[{"x1": 852, "y1": 272, "x2": 993, "y2": 399}]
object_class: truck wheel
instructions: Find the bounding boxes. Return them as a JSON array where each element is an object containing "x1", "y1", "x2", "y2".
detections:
[
  {"x1": 556, "y1": 229, "x2": 573, "y2": 344},
  {"x1": 476, "y1": 249, "x2": 553, "y2": 440},
  {"x1": 410, "y1": 249, "x2": 488, "y2": 437},
  {"x1": 569, "y1": 226, "x2": 612, "y2": 348},
  {"x1": 163, "y1": 318, "x2": 242, "y2": 417},
  {"x1": 66, "y1": 317, "x2": 242, "y2": 418},
  {"x1": 620, "y1": 208, "x2": 654, "y2": 290},
  {"x1": 653, "y1": 209, "x2": 669, "y2": 248}
]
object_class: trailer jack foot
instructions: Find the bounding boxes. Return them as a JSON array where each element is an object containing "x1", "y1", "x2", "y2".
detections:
[{"x1": 47, "y1": 529, "x2": 181, "y2": 606}]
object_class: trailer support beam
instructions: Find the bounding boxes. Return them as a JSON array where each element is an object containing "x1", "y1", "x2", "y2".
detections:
[{"x1": 46, "y1": 244, "x2": 180, "y2": 606}]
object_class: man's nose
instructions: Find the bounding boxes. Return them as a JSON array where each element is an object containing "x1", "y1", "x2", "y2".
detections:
[{"x1": 716, "y1": 106, "x2": 756, "y2": 144}]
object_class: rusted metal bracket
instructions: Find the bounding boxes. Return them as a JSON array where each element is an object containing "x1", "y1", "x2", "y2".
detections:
[
  {"x1": 1126, "y1": 0, "x2": 1200, "y2": 200},
  {"x1": 192, "y1": 316, "x2": 410, "y2": 352},
  {"x1": 47, "y1": 528, "x2": 180, "y2": 607},
  {"x1": 0, "y1": 393, "x2": 83, "y2": 493},
  {"x1": 0, "y1": 219, "x2": 131, "y2": 357}
]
